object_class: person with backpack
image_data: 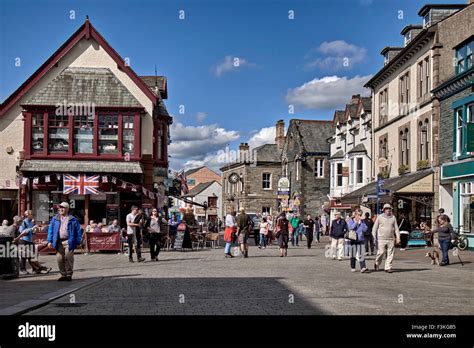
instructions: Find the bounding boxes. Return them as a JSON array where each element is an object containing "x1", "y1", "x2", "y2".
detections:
[{"x1": 363, "y1": 212, "x2": 375, "y2": 256}]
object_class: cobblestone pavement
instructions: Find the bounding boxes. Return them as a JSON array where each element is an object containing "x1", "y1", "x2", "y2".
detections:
[{"x1": 1, "y1": 236, "x2": 473, "y2": 315}]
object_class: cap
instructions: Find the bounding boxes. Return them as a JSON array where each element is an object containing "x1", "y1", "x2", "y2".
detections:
[
  {"x1": 334, "y1": 211, "x2": 341, "y2": 216},
  {"x1": 383, "y1": 203, "x2": 392, "y2": 210},
  {"x1": 59, "y1": 202, "x2": 69, "y2": 209}
]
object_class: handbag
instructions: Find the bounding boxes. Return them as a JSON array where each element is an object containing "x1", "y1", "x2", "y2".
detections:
[{"x1": 345, "y1": 230, "x2": 358, "y2": 241}]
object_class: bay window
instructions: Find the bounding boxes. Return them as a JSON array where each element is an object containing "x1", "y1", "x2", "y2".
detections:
[
  {"x1": 336, "y1": 163, "x2": 343, "y2": 187},
  {"x1": 455, "y1": 39, "x2": 473, "y2": 75},
  {"x1": 25, "y1": 109, "x2": 141, "y2": 159},
  {"x1": 356, "y1": 157, "x2": 363, "y2": 184}
]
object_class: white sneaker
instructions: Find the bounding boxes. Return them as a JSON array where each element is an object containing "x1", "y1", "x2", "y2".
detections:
[
  {"x1": 351, "y1": 269, "x2": 356, "y2": 272},
  {"x1": 20, "y1": 270, "x2": 30, "y2": 275}
]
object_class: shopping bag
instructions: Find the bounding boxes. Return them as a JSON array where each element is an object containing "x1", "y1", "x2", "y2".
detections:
[{"x1": 232, "y1": 246, "x2": 241, "y2": 257}]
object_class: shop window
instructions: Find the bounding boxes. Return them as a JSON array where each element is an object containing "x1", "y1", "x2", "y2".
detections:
[
  {"x1": 32, "y1": 114, "x2": 44, "y2": 153},
  {"x1": 98, "y1": 115, "x2": 119, "y2": 154},
  {"x1": 74, "y1": 115, "x2": 94, "y2": 154},
  {"x1": 122, "y1": 115, "x2": 135, "y2": 155},
  {"x1": 48, "y1": 114, "x2": 69, "y2": 153}
]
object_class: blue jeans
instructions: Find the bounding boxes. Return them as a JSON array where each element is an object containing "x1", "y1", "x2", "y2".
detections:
[
  {"x1": 439, "y1": 239, "x2": 450, "y2": 264},
  {"x1": 225, "y1": 242, "x2": 232, "y2": 254},
  {"x1": 260, "y1": 233, "x2": 267, "y2": 247},
  {"x1": 291, "y1": 229, "x2": 299, "y2": 246},
  {"x1": 314, "y1": 229, "x2": 320, "y2": 242}
]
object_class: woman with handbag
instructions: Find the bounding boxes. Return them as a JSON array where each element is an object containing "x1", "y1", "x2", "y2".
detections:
[
  {"x1": 347, "y1": 210, "x2": 370, "y2": 273},
  {"x1": 276, "y1": 213, "x2": 290, "y2": 257},
  {"x1": 224, "y1": 209, "x2": 237, "y2": 258}
]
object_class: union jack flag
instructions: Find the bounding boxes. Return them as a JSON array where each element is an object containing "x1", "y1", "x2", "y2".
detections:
[{"x1": 63, "y1": 174, "x2": 100, "y2": 195}]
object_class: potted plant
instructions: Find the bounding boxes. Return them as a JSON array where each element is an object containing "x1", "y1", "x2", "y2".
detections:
[
  {"x1": 398, "y1": 164, "x2": 409, "y2": 175},
  {"x1": 417, "y1": 160, "x2": 430, "y2": 170},
  {"x1": 377, "y1": 170, "x2": 389, "y2": 179}
]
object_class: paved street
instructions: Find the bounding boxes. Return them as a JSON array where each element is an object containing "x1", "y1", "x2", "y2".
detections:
[{"x1": 1, "y1": 236, "x2": 473, "y2": 315}]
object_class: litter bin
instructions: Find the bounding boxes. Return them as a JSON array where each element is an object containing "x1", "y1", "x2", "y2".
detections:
[{"x1": 0, "y1": 236, "x2": 19, "y2": 279}]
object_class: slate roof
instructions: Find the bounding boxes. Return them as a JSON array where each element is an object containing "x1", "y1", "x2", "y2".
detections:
[
  {"x1": 333, "y1": 110, "x2": 345, "y2": 125},
  {"x1": 20, "y1": 160, "x2": 143, "y2": 174},
  {"x1": 346, "y1": 103, "x2": 359, "y2": 119},
  {"x1": 253, "y1": 143, "x2": 281, "y2": 162},
  {"x1": 361, "y1": 97, "x2": 372, "y2": 112},
  {"x1": 348, "y1": 144, "x2": 367, "y2": 154},
  {"x1": 140, "y1": 76, "x2": 167, "y2": 99},
  {"x1": 183, "y1": 181, "x2": 217, "y2": 197},
  {"x1": 292, "y1": 120, "x2": 333, "y2": 153},
  {"x1": 24, "y1": 67, "x2": 141, "y2": 107},
  {"x1": 185, "y1": 166, "x2": 205, "y2": 177},
  {"x1": 330, "y1": 150, "x2": 345, "y2": 160}
]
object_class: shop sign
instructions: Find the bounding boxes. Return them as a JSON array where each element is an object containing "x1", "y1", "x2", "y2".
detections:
[
  {"x1": 397, "y1": 174, "x2": 433, "y2": 193},
  {"x1": 86, "y1": 232, "x2": 121, "y2": 251},
  {"x1": 277, "y1": 177, "x2": 290, "y2": 195}
]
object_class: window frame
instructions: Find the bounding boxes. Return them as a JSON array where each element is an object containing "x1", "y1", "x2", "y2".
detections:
[
  {"x1": 262, "y1": 173, "x2": 272, "y2": 190},
  {"x1": 314, "y1": 158, "x2": 324, "y2": 178}
]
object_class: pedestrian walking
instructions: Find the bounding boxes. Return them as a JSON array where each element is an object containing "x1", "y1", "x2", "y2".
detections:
[
  {"x1": 398, "y1": 212, "x2": 411, "y2": 251},
  {"x1": 126, "y1": 206, "x2": 145, "y2": 263},
  {"x1": 290, "y1": 213, "x2": 300, "y2": 246},
  {"x1": 47, "y1": 202, "x2": 82, "y2": 281},
  {"x1": 259, "y1": 217, "x2": 269, "y2": 249},
  {"x1": 329, "y1": 212, "x2": 347, "y2": 261},
  {"x1": 303, "y1": 214, "x2": 314, "y2": 249},
  {"x1": 236, "y1": 207, "x2": 250, "y2": 258},
  {"x1": 432, "y1": 215, "x2": 456, "y2": 266},
  {"x1": 373, "y1": 204, "x2": 400, "y2": 273},
  {"x1": 224, "y1": 209, "x2": 236, "y2": 258},
  {"x1": 314, "y1": 216, "x2": 321, "y2": 243},
  {"x1": 276, "y1": 213, "x2": 290, "y2": 257},
  {"x1": 363, "y1": 212, "x2": 375, "y2": 255},
  {"x1": 148, "y1": 209, "x2": 163, "y2": 261},
  {"x1": 347, "y1": 210, "x2": 370, "y2": 273}
]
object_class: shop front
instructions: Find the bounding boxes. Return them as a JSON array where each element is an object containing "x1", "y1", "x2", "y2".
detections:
[
  {"x1": 342, "y1": 169, "x2": 434, "y2": 226},
  {"x1": 442, "y1": 159, "x2": 474, "y2": 250}
]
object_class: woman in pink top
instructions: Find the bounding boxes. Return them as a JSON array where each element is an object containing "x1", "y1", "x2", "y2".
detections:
[{"x1": 259, "y1": 217, "x2": 269, "y2": 249}]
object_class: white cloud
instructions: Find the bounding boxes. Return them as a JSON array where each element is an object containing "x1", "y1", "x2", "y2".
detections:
[
  {"x1": 247, "y1": 126, "x2": 276, "y2": 149},
  {"x1": 286, "y1": 75, "x2": 372, "y2": 110},
  {"x1": 212, "y1": 55, "x2": 258, "y2": 77},
  {"x1": 196, "y1": 112, "x2": 207, "y2": 122},
  {"x1": 305, "y1": 40, "x2": 368, "y2": 71},
  {"x1": 169, "y1": 122, "x2": 239, "y2": 171}
]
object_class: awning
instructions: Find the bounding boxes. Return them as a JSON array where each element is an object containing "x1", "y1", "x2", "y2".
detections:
[
  {"x1": 20, "y1": 160, "x2": 143, "y2": 174},
  {"x1": 342, "y1": 169, "x2": 434, "y2": 204}
]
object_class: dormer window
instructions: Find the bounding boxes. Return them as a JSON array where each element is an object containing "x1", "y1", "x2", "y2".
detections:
[
  {"x1": 404, "y1": 32, "x2": 412, "y2": 46},
  {"x1": 423, "y1": 12, "x2": 431, "y2": 28}
]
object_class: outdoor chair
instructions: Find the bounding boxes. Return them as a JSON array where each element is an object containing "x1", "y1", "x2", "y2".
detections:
[
  {"x1": 191, "y1": 233, "x2": 204, "y2": 250},
  {"x1": 204, "y1": 232, "x2": 219, "y2": 249}
]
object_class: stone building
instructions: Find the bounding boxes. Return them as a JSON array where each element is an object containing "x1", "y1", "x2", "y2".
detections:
[
  {"x1": 220, "y1": 122, "x2": 283, "y2": 216},
  {"x1": 281, "y1": 119, "x2": 333, "y2": 216},
  {"x1": 328, "y1": 95, "x2": 372, "y2": 219},
  {"x1": 362, "y1": 2, "x2": 471, "y2": 224},
  {"x1": 180, "y1": 181, "x2": 222, "y2": 224},
  {"x1": 433, "y1": 3, "x2": 474, "y2": 249},
  {"x1": 0, "y1": 18, "x2": 172, "y2": 225}
]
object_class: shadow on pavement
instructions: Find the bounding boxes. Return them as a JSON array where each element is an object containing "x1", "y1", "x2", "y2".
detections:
[{"x1": 25, "y1": 276, "x2": 326, "y2": 315}]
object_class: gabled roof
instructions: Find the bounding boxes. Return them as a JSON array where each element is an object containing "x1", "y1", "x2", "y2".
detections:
[
  {"x1": 140, "y1": 76, "x2": 168, "y2": 99},
  {"x1": 332, "y1": 110, "x2": 345, "y2": 126},
  {"x1": 291, "y1": 119, "x2": 333, "y2": 153},
  {"x1": 330, "y1": 150, "x2": 345, "y2": 160},
  {"x1": 253, "y1": 143, "x2": 281, "y2": 162},
  {"x1": 348, "y1": 143, "x2": 367, "y2": 154},
  {"x1": 1, "y1": 17, "x2": 159, "y2": 117},
  {"x1": 185, "y1": 166, "x2": 205, "y2": 177},
  {"x1": 24, "y1": 67, "x2": 142, "y2": 107},
  {"x1": 183, "y1": 181, "x2": 219, "y2": 197}
]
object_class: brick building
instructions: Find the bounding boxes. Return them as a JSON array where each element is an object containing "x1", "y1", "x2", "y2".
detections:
[
  {"x1": 184, "y1": 166, "x2": 221, "y2": 190},
  {"x1": 0, "y1": 18, "x2": 172, "y2": 226},
  {"x1": 281, "y1": 119, "x2": 333, "y2": 216}
]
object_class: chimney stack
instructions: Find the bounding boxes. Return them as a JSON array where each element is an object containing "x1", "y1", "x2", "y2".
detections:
[
  {"x1": 351, "y1": 94, "x2": 361, "y2": 104},
  {"x1": 275, "y1": 120, "x2": 285, "y2": 151},
  {"x1": 239, "y1": 142, "x2": 250, "y2": 162}
]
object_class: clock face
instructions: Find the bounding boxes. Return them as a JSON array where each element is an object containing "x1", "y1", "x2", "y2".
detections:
[{"x1": 229, "y1": 173, "x2": 239, "y2": 184}]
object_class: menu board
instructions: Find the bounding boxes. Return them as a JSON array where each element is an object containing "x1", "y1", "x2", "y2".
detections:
[{"x1": 173, "y1": 230, "x2": 184, "y2": 249}]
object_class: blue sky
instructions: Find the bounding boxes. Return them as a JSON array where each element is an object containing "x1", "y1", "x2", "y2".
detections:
[{"x1": 0, "y1": 0, "x2": 464, "y2": 170}]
